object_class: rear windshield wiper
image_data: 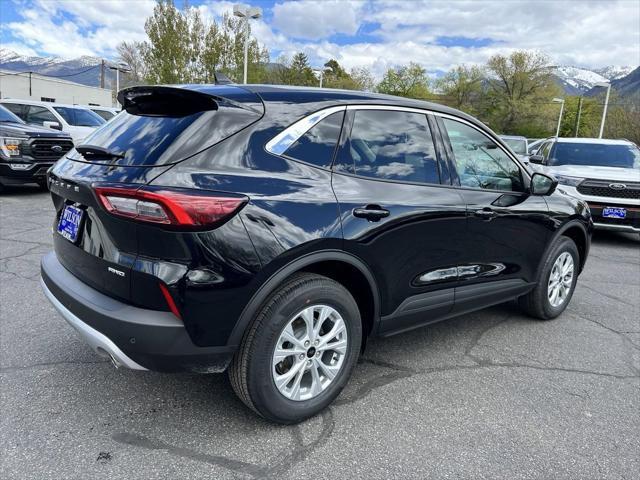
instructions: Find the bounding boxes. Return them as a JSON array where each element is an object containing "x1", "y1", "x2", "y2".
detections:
[{"x1": 76, "y1": 144, "x2": 125, "y2": 160}]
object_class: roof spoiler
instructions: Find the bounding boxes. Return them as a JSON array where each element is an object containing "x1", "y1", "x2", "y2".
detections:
[{"x1": 117, "y1": 86, "x2": 219, "y2": 117}]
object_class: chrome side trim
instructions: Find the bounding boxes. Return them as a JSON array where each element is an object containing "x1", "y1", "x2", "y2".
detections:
[
  {"x1": 40, "y1": 278, "x2": 148, "y2": 370},
  {"x1": 265, "y1": 105, "x2": 346, "y2": 155},
  {"x1": 593, "y1": 222, "x2": 640, "y2": 233}
]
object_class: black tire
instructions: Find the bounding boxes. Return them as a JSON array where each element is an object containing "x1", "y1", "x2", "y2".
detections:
[
  {"x1": 229, "y1": 272, "x2": 362, "y2": 424},
  {"x1": 518, "y1": 236, "x2": 579, "y2": 320},
  {"x1": 36, "y1": 180, "x2": 48, "y2": 190}
]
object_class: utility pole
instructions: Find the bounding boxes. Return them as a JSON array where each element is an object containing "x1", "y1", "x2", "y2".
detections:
[
  {"x1": 100, "y1": 59, "x2": 105, "y2": 89},
  {"x1": 574, "y1": 97, "x2": 583, "y2": 137},
  {"x1": 233, "y1": 5, "x2": 262, "y2": 84}
]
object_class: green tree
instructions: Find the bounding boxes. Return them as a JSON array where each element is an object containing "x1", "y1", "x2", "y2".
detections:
[
  {"x1": 483, "y1": 50, "x2": 561, "y2": 135},
  {"x1": 288, "y1": 52, "x2": 316, "y2": 86},
  {"x1": 376, "y1": 62, "x2": 430, "y2": 99},
  {"x1": 435, "y1": 65, "x2": 483, "y2": 114}
]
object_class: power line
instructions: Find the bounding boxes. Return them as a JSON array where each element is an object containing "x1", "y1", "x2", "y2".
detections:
[{"x1": 0, "y1": 64, "x2": 101, "y2": 78}]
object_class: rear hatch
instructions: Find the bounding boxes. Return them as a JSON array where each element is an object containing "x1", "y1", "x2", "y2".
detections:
[{"x1": 48, "y1": 85, "x2": 264, "y2": 308}]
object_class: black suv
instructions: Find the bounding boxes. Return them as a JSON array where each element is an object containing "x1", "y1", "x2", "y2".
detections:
[
  {"x1": 0, "y1": 105, "x2": 73, "y2": 190},
  {"x1": 40, "y1": 85, "x2": 592, "y2": 423}
]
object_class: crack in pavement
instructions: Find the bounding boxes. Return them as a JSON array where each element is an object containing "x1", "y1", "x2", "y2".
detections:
[
  {"x1": 579, "y1": 283, "x2": 637, "y2": 307},
  {"x1": 111, "y1": 409, "x2": 335, "y2": 480}
]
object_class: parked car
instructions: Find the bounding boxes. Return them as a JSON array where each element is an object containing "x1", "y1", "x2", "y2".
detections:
[
  {"x1": 40, "y1": 85, "x2": 592, "y2": 423},
  {"x1": 0, "y1": 105, "x2": 73, "y2": 191},
  {"x1": 88, "y1": 106, "x2": 120, "y2": 121},
  {"x1": 528, "y1": 137, "x2": 547, "y2": 155},
  {"x1": 0, "y1": 99, "x2": 105, "y2": 143},
  {"x1": 499, "y1": 135, "x2": 529, "y2": 159},
  {"x1": 529, "y1": 137, "x2": 640, "y2": 234}
]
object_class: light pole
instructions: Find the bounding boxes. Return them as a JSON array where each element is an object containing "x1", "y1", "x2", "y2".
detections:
[
  {"x1": 109, "y1": 62, "x2": 131, "y2": 106},
  {"x1": 233, "y1": 4, "x2": 262, "y2": 84},
  {"x1": 552, "y1": 97, "x2": 565, "y2": 138},
  {"x1": 595, "y1": 81, "x2": 611, "y2": 139},
  {"x1": 312, "y1": 68, "x2": 325, "y2": 88}
]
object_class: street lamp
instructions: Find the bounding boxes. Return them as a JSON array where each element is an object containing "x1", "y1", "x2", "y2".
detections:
[
  {"x1": 312, "y1": 68, "x2": 325, "y2": 88},
  {"x1": 552, "y1": 97, "x2": 565, "y2": 138},
  {"x1": 233, "y1": 4, "x2": 262, "y2": 84},
  {"x1": 594, "y1": 81, "x2": 611, "y2": 139},
  {"x1": 109, "y1": 62, "x2": 131, "y2": 103}
]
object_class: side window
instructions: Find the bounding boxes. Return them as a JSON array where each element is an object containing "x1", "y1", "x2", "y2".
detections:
[
  {"x1": 442, "y1": 118, "x2": 524, "y2": 192},
  {"x1": 339, "y1": 110, "x2": 440, "y2": 184},
  {"x1": 283, "y1": 111, "x2": 344, "y2": 168},
  {"x1": 3, "y1": 103, "x2": 26, "y2": 120},
  {"x1": 540, "y1": 141, "x2": 553, "y2": 159},
  {"x1": 26, "y1": 106, "x2": 57, "y2": 125}
]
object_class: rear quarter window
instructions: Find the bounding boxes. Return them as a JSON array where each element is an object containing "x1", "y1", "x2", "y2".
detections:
[{"x1": 283, "y1": 111, "x2": 344, "y2": 169}]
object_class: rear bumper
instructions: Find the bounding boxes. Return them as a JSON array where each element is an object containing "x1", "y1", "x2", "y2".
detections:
[{"x1": 40, "y1": 252, "x2": 235, "y2": 372}]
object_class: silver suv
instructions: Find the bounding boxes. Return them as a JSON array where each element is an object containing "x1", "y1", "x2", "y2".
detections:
[{"x1": 529, "y1": 137, "x2": 640, "y2": 234}]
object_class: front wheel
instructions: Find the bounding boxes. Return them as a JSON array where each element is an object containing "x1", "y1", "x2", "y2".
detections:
[
  {"x1": 229, "y1": 273, "x2": 362, "y2": 424},
  {"x1": 519, "y1": 236, "x2": 579, "y2": 320}
]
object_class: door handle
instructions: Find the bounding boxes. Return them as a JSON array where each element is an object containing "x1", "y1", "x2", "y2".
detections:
[
  {"x1": 474, "y1": 208, "x2": 497, "y2": 220},
  {"x1": 353, "y1": 205, "x2": 390, "y2": 222}
]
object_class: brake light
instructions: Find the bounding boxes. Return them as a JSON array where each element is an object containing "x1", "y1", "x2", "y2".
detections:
[{"x1": 94, "y1": 185, "x2": 247, "y2": 229}]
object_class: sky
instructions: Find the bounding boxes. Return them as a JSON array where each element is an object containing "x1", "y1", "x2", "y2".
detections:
[{"x1": 1, "y1": 0, "x2": 639, "y2": 78}]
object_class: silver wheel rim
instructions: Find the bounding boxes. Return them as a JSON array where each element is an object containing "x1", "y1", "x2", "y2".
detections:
[
  {"x1": 548, "y1": 252, "x2": 574, "y2": 308},
  {"x1": 272, "y1": 305, "x2": 348, "y2": 402}
]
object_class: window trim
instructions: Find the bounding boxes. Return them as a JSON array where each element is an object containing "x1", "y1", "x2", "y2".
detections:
[{"x1": 265, "y1": 105, "x2": 346, "y2": 155}]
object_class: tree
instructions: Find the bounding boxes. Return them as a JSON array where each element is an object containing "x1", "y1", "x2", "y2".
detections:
[
  {"x1": 484, "y1": 50, "x2": 561, "y2": 134},
  {"x1": 376, "y1": 62, "x2": 430, "y2": 99},
  {"x1": 350, "y1": 66, "x2": 375, "y2": 91},
  {"x1": 116, "y1": 41, "x2": 147, "y2": 87},
  {"x1": 435, "y1": 65, "x2": 483, "y2": 113},
  {"x1": 289, "y1": 52, "x2": 316, "y2": 86}
]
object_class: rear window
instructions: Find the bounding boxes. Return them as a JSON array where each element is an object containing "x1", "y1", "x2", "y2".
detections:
[
  {"x1": 550, "y1": 142, "x2": 640, "y2": 168},
  {"x1": 68, "y1": 103, "x2": 262, "y2": 166},
  {"x1": 502, "y1": 138, "x2": 527, "y2": 155}
]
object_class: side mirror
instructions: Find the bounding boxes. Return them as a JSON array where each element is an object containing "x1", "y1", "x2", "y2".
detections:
[
  {"x1": 43, "y1": 121, "x2": 62, "y2": 131},
  {"x1": 528, "y1": 154, "x2": 545, "y2": 164},
  {"x1": 530, "y1": 172, "x2": 558, "y2": 196}
]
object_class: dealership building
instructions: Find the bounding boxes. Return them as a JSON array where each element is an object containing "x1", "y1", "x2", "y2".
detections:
[{"x1": 0, "y1": 69, "x2": 113, "y2": 106}]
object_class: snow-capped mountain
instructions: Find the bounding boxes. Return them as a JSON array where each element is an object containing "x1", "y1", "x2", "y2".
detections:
[
  {"x1": 552, "y1": 65, "x2": 637, "y2": 95},
  {"x1": 593, "y1": 65, "x2": 635, "y2": 81},
  {"x1": 0, "y1": 48, "x2": 114, "y2": 88}
]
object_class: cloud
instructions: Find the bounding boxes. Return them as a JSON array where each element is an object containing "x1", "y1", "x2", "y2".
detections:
[
  {"x1": 1, "y1": 0, "x2": 638, "y2": 78},
  {"x1": 272, "y1": 0, "x2": 365, "y2": 40}
]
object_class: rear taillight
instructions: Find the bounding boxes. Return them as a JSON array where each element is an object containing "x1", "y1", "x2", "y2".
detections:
[{"x1": 94, "y1": 185, "x2": 247, "y2": 230}]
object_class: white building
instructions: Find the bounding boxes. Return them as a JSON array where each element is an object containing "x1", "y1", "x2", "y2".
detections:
[{"x1": 0, "y1": 69, "x2": 113, "y2": 106}]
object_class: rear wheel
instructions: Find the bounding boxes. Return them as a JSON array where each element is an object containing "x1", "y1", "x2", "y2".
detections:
[
  {"x1": 229, "y1": 273, "x2": 361, "y2": 424},
  {"x1": 518, "y1": 236, "x2": 579, "y2": 320},
  {"x1": 37, "y1": 179, "x2": 48, "y2": 190}
]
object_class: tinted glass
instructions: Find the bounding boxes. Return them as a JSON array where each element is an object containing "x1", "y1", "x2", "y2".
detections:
[
  {"x1": 0, "y1": 105, "x2": 24, "y2": 123},
  {"x1": 540, "y1": 141, "x2": 552, "y2": 159},
  {"x1": 69, "y1": 105, "x2": 260, "y2": 166},
  {"x1": 443, "y1": 118, "x2": 524, "y2": 192},
  {"x1": 284, "y1": 111, "x2": 344, "y2": 168},
  {"x1": 53, "y1": 107, "x2": 105, "y2": 127},
  {"x1": 342, "y1": 110, "x2": 440, "y2": 184},
  {"x1": 93, "y1": 109, "x2": 115, "y2": 121},
  {"x1": 2, "y1": 103, "x2": 25, "y2": 120},
  {"x1": 26, "y1": 106, "x2": 57, "y2": 124},
  {"x1": 502, "y1": 138, "x2": 527, "y2": 154},
  {"x1": 549, "y1": 142, "x2": 640, "y2": 168}
]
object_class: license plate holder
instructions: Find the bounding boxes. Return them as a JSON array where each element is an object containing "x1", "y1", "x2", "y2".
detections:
[
  {"x1": 57, "y1": 205, "x2": 84, "y2": 243},
  {"x1": 602, "y1": 207, "x2": 626, "y2": 219}
]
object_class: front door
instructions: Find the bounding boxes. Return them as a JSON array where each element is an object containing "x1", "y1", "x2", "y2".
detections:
[
  {"x1": 331, "y1": 107, "x2": 467, "y2": 335},
  {"x1": 436, "y1": 116, "x2": 552, "y2": 315}
]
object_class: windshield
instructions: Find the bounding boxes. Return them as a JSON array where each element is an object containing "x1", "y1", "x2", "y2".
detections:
[
  {"x1": 54, "y1": 107, "x2": 105, "y2": 127},
  {"x1": 550, "y1": 142, "x2": 640, "y2": 168},
  {"x1": 0, "y1": 105, "x2": 24, "y2": 124},
  {"x1": 502, "y1": 138, "x2": 527, "y2": 155}
]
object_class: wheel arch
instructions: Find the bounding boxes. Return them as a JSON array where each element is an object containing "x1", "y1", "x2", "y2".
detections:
[
  {"x1": 537, "y1": 219, "x2": 589, "y2": 280},
  {"x1": 227, "y1": 250, "x2": 381, "y2": 348}
]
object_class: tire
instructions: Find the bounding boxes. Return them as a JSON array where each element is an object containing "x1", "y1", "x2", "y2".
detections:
[
  {"x1": 518, "y1": 236, "x2": 579, "y2": 320},
  {"x1": 229, "y1": 272, "x2": 362, "y2": 424},
  {"x1": 37, "y1": 180, "x2": 48, "y2": 190}
]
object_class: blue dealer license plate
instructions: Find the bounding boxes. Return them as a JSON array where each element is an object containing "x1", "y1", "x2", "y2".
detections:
[
  {"x1": 57, "y1": 205, "x2": 84, "y2": 243},
  {"x1": 602, "y1": 207, "x2": 626, "y2": 219}
]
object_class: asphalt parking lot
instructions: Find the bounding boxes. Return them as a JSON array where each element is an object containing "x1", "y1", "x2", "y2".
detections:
[{"x1": 1, "y1": 186, "x2": 639, "y2": 480}]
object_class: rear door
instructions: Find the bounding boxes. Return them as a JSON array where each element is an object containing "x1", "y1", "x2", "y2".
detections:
[
  {"x1": 436, "y1": 116, "x2": 551, "y2": 315},
  {"x1": 331, "y1": 106, "x2": 467, "y2": 335}
]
